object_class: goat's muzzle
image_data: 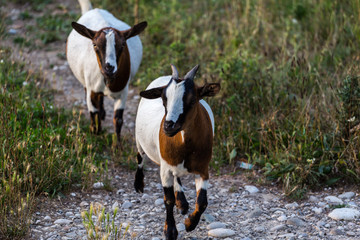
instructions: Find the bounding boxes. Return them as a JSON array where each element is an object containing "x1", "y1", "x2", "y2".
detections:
[{"x1": 164, "y1": 120, "x2": 181, "y2": 137}]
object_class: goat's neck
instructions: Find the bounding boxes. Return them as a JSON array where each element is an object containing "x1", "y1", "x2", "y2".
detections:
[{"x1": 106, "y1": 44, "x2": 130, "y2": 92}]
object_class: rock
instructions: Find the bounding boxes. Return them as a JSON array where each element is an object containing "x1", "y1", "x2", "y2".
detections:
[
  {"x1": 154, "y1": 198, "x2": 164, "y2": 206},
  {"x1": 54, "y1": 219, "x2": 72, "y2": 225},
  {"x1": 152, "y1": 238, "x2": 161, "y2": 240},
  {"x1": 207, "y1": 222, "x2": 226, "y2": 230},
  {"x1": 244, "y1": 185, "x2": 259, "y2": 194},
  {"x1": 338, "y1": 192, "x2": 355, "y2": 199},
  {"x1": 277, "y1": 215, "x2": 287, "y2": 221},
  {"x1": 312, "y1": 207, "x2": 323, "y2": 214},
  {"x1": 122, "y1": 201, "x2": 132, "y2": 209},
  {"x1": 208, "y1": 228, "x2": 235, "y2": 237},
  {"x1": 176, "y1": 223, "x2": 185, "y2": 231},
  {"x1": 270, "y1": 224, "x2": 286, "y2": 232},
  {"x1": 93, "y1": 182, "x2": 104, "y2": 189},
  {"x1": 65, "y1": 212, "x2": 73, "y2": 218},
  {"x1": 328, "y1": 208, "x2": 360, "y2": 220},
  {"x1": 70, "y1": 193, "x2": 76, "y2": 197},
  {"x1": 117, "y1": 189, "x2": 125, "y2": 194},
  {"x1": 286, "y1": 217, "x2": 306, "y2": 227},
  {"x1": 324, "y1": 196, "x2": 343, "y2": 205},
  {"x1": 247, "y1": 208, "x2": 263, "y2": 218},
  {"x1": 142, "y1": 193, "x2": 151, "y2": 199},
  {"x1": 8, "y1": 29, "x2": 17, "y2": 35},
  {"x1": 330, "y1": 228, "x2": 344, "y2": 235},
  {"x1": 285, "y1": 202, "x2": 299, "y2": 209},
  {"x1": 309, "y1": 196, "x2": 318, "y2": 202},
  {"x1": 44, "y1": 216, "x2": 51, "y2": 222},
  {"x1": 112, "y1": 201, "x2": 119, "y2": 211},
  {"x1": 203, "y1": 214, "x2": 216, "y2": 223}
]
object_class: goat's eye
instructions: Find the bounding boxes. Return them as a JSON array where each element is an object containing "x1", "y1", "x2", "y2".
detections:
[{"x1": 93, "y1": 43, "x2": 97, "y2": 48}]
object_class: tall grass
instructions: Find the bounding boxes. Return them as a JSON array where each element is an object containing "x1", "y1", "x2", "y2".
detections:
[{"x1": 92, "y1": 0, "x2": 360, "y2": 197}]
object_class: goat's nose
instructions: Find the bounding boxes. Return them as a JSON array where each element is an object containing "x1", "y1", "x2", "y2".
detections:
[
  {"x1": 105, "y1": 63, "x2": 114, "y2": 73},
  {"x1": 164, "y1": 121, "x2": 175, "y2": 130}
]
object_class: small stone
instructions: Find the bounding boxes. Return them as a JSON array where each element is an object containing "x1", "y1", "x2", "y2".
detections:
[
  {"x1": 142, "y1": 193, "x2": 151, "y2": 199},
  {"x1": 154, "y1": 198, "x2": 164, "y2": 206},
  {"x1": 286, "y1": 217, "x2": 306, "y2": 227},
  {"x1": 208, "y1": 228, "x2": 235, "y2": 237},
  {"x1": 44, "y1": 216, "x2": 51, "y2": 221},
  {"x1": 176, "y1": 223, "x2": 185, "y2": 231},
  {"x1": 330, "y1": 228, "x2": 344, "y2": 235},
  {"x1": 93, "y1": 182, "x2": 104, "y2": 189},
  {"x1": 122, "y1": 201, "x2": 132, "y2": 209},
  {"x1": 70, "y1": 193, "x2": 76, "y2": 197},
  {"x1": 328, "y1": 208, "x2": 360, "y2": 220},
  {"x1": 338, "y1": 192, "x2": 355, "y2": 199},
  {"x1": 54, "y1": 219, "x2": 72, "y2": 225},
  {"x1": 324, "y1": 196, "x2": 343, "y2": 205},
  {"x1": 244, "y1": 185, "x2": 259, "y2": 194},
  {"x1": 65, "y1": 212, "x2": 73, "y2": 218},
  {"x1": 117, "y1": 189, "x2": 125, "y2": 194},
  {"x1": 309, "y1": 196, "x2": 318, "y2": 202},
  {"x1": 8, "y1": 29, "x2": 17, "y2": 34},
  {"x1": 152, "y1": 238, "x2": 161, "y2": 240},
  {"x1": 247, "y1": 208, "x2": 263, "y2": 218},
  {"x1": 112, "y1": 201, "x2": 119, "y2": 211},
  {"x1": 312, "y1": 207, "x2": 323, "y2": 214},
  {"x1": 203, "y1": 214, "x2": 216, "y2": 223},
  {"x1": 277, "y1": 215, "x2": 287, "y2": 221},
  {"x1": 207, "y1": 222, "x2": 226, "y2": 230},
  {"x1": 347, "y1": 231, "x2": 356, "y2": 236},
  {"x1": 270, "y1": 224, "x2": 286, "y2": 232},
  {"x1": 285, "y1": 202, "x2": 299, "y2": 209}
]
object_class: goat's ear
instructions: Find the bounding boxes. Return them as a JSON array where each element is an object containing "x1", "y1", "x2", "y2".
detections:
[
  {"x1": 198, "y1": 83, "x2": 221, "y2": 98},
  {"x1": 72, "y1": 22, "x2": 96, "y2": 39},
  {"x1": 140, "y1": 86, "x2": 164, "y2": 99},
  {"x1": 122, "y1": 21, "x2": 148, "y2": 40}
]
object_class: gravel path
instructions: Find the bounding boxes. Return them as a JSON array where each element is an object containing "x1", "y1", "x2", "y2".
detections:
[{"x1": 3, "y1": 2, "x2": 360, "y2": 240}]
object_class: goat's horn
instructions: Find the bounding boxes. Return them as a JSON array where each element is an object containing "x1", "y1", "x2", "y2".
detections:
[
  {"x1": 184, "y1": 64, "x2": 199, "y2": 80},
  {"x1": 170, "y1": 64, "x2": 179, "y2": 80}
]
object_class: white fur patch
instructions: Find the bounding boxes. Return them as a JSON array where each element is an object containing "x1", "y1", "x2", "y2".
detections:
[
  {"x1": 195, "y1": 175, "x2": 208, "y2": 192},
  {"x1": 105, "y1": 29, "x2": 117, "y2": 73},
  {"x1": 180, "y1": 130, "x2": 185, "y2": 143},
  {"x1": 165, "y1": 80, "x2": 185, "y2": 123},
  {"x1": 160, "y1": 159, "x2": 189, "y2": 187}
]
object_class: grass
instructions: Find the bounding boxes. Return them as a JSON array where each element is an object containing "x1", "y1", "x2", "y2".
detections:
[
  {"x1": 0, "y1": 46, "x2": 112, "y2": 239},
  {"x1": 91, "y1": 0, "x2": 360, "y2": 198}
]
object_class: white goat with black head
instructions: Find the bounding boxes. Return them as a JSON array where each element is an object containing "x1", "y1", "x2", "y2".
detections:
[
  {"x1": 67, "y1": 0, "x2": 147, "y2": 142},
  {"x1": 134, "y1": 64, "x2": 220, "y2": 240}
]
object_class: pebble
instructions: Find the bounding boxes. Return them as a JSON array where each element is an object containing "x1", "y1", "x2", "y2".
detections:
[
  {"x1": 338, "y1": 192, "x2": 355, "y2": 199},
  {"x1": 286, "y1": 217, "x2": 306, "y2": 227},
  {"x1": 122, "y1": 201, "x2": 132, "y2": 209},
  {"x1": 176, "y1": 223, "x2": 185, "y2": 231},
  {"x1": 54, "y1": 219, "x2": 72, "y2": 225},
  {"x1": 93, "y1": 182, "x2": 104, "y2": 189},
  {"x1": 309, "y1": 196, "x2": 318, "y2": 202},
  {"x1": 203, "y1": 213, "x2": 215, "y2": 223},
  {"x1": 8, "y1": 29, "x2": 17, "y2": 34},
  {"x1": 328, "y1": 208, "x2": 360, "y2": 220},
  {"x1": 324, "y1": 196, "x2": 344, "y2": 205},
  {"x1": 208, "y1": 228, "x2": 235, "y2": 237},
  {"x1": 244, "y1": 185, "x2": 259, "y2": 194},
  {"x1": 285, "y1": 202, "x2": 299, "y2": 209},
  {"x1": 112, "y1": 201, "x2": 119, "y2": 211},
  {"x1": 270, "y1": 224, "x2": 286, "y2": 232},
  {"x1": 44, "y1": 216, "x2": 51, "y2": 221},
  {"x1": 207, "y1": 221, "x2": 226, "y2": 230},
  {"x1": 277, "y1": 215, "x2": 287, "y2": 221},
  {"x1": 65, "y1": 212, "x2": 73, "y2": 217},
  {"x1": 330, "y1": 228, "x2": 344, "y2": 235},
  {"x1": 247, "y1": 208, "x2": 263, "y2": 218},
  {"x1": 154, "y1": 198, "x2": 164, "y2": 206},
  {"x1": 312, "y1": 207, "x2": 323, "y2": 214}
]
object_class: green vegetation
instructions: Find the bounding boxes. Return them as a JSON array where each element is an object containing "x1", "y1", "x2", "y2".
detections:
[
  {"x1": 0, "y1": 47, "x2": 110, "y2": 239},
  {"x1": 93, "y1": 0, "x2": 360, "y2": 197}
]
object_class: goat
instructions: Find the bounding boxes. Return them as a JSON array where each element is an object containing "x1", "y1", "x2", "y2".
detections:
[
  {"x1": 134, "y1": 64, "x2": 220, "y2": 239},
  {"x1": 66, "y1": 0, "x2": 147, "y2": 143}
]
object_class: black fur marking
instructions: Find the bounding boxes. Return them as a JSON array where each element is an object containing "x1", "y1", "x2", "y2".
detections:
[
  {"x1": 185, "y1": 188, "x2": 207, "y2": 232},
  {"x1": 114, "y1": 109, "x2": 124, "y2": 142},
  {"x1": 163, "y1": 186, "x2": 178, "y2": 240},
  {"x1": 175, "y1": 178, "x2": 189, "y2": 215},
  {"x1": 134, "y1": 153, "x2": 144, "y2": 193}
]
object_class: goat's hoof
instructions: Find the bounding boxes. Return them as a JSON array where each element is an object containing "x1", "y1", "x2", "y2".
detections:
[
  {"x1": 134, "y1": 180, "x2": 144, "y2": 193},
  {"x1": 164, "y1": 225, "x2": 178, "y2": 240},
  {"x1": 184, "y1": 215, "x2": 198, "y2": 232}
]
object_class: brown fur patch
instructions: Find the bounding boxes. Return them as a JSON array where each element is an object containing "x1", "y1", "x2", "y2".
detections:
[
  {"x1": 159, "y1": 103, "x2": 213, "y2": 179},
  {"x1": 107, "y1": 43, "x2": 130, "y2": 92}
]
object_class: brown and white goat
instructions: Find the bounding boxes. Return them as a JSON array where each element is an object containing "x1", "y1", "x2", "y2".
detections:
[
  {"x1": 66, "y1": 0, "x2": 147, "y2": 142},
  {"x1": 134, "y1": 64, "x2": 220, "y2": 239}
]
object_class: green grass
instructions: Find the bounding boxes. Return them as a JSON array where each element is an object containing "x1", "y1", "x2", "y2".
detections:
[
  {"x1": 91, "y1": 0, "x2": 360, "y2": 198},
  {"x1": 0, "y1": 46, "x2": 112, "y2": 238}
]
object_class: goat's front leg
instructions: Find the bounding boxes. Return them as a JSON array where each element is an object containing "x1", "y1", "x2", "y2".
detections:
[
  {"x1": 185, "y1": 175, "x2": 208, "y2": 232},
  {"x1": 161, "y1": 165, "x2": 178, "y2": 240},
  {"x1": 174, "y1": 177, "x2": 189, "y2": 215},
  {"x1": 113, "y1": 86, "x2": 128, "y2": 144},
  {"x1": 87, "y1": 90, "x2": 104, "y2": 134}
]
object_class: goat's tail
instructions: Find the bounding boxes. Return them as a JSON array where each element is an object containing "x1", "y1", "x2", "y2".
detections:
[{"x1": 78, "y1": 0, "x2": 93, "y2": 15}]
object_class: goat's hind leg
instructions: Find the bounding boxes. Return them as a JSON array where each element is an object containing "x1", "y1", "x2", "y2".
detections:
[
  {"x1": 185, "y1": 175, "x2": 208, "y2": 232},
  {"x1": 174, "y1": 177, "x2": 189, "y2": 215},
  {"x1": 134, "y1": 152, "x2": 145, "y2": 193}
]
